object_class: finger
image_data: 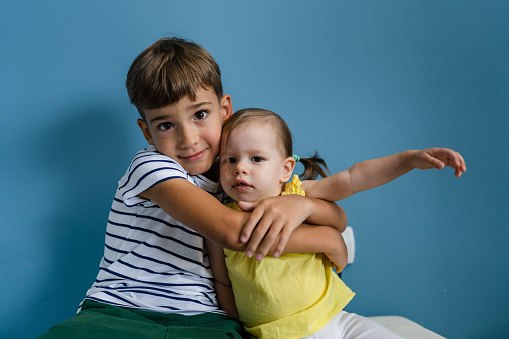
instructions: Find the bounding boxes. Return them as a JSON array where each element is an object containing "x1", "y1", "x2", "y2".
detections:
[
  {"x1": 255, "y1": 219, "x2": 285, "y2": 260},
  {"x1": 454, "y1": 155, "x2": 466, "y2": 178},
  {"x1": 426, "y1": 152, "x2": 445, "y2": 170},
  {"x1": 439, "y1": 149, "x2": 467, "y2": 177},
  {"x1": 453, "y1": 157, "x2": 463, "y2": 178},
  {"x1": 444, "y1": 151, "x2": 464, "y2": 173},
  {"x1": 272, "y1": 225, "x2": 293, "y2": 258},
  {"x1": 240, "y1": 206, "x2": 263, "y2": 245},
  {"x1": 245, "y1": 214, "x2": 273, "y2": 258},
  {"x1": 457, "y1": 152, "x2": 467, "y2": 173},
  {"x1": 237, "y1": 200, "x2": 258, "y2": 212}
]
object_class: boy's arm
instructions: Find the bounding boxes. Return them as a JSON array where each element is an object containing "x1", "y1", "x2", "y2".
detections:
[
  {"x1": 140, "y1": 178, "x2": 339, "y2": 255},
  {"x1": 305, "y1": 201, "x2": 347, "y2": 233},
  {"x1": 237, "y1": 195, "x2": 347, "y2": 259},
  {"x1": 324, "y1": 230, "x2": 348, "y2": 273},
  {"x1": 205, "y1": 239, "x2": 239, "y2": 319},
  {"x1": 301, "y1": 147, "x2": 467, "y2": 201},
  {"x1": 238, "y1": 197, "x2": 347, "y2": 237},
  {"x1": 140, "y1": 179, "x2": 248, "y2": 250},
  {"x1": 282, "y1": 224, "x2": 348, "y2": 271}
]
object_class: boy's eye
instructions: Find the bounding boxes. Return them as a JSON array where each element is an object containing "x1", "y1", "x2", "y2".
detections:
[
  {"x1": 158, "y1": 122, "x2": 174, "y2": 131},
  {"x1": 251, "y1": 156, "x2": 263, "y2": 163},
  {"x1": 228, "y1": 157, "x2": 237, "y2": 164},
  {"x1": 194, "y1": 110, "x2": 208, "y2": 120}
]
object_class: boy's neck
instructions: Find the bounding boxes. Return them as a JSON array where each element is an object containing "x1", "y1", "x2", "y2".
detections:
[{"x1": 202, "y1": 159, "x2": 220, "y2": 181}]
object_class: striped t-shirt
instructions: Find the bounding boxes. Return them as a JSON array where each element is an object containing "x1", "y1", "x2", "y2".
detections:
[{"x1": 83, "y1": 145, "x2": 226, "y2": 315}]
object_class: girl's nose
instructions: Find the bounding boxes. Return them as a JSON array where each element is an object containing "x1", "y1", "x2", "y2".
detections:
[{"x1": 234, "y1": 160, "x2": 247, "y2": 175}]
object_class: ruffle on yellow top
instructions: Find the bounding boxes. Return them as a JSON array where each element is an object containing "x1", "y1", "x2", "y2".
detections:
[{"x1": 281, "y1": 174, "x2": 305, "y2": 197}]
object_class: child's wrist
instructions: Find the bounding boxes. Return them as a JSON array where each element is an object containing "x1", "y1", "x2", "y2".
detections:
[
  {"x1": 322, "y1": 227, "x2": 341, "y2": 252},
  {"x1": 406, "y1": 150, "x2": 418, "y2": 170},
  {"x1": 303, "y1": 196, "x2": 316, "y2": 219}
]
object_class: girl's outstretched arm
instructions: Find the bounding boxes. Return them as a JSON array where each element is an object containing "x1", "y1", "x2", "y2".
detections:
[{"x1": 301, "y1": 147, "x2": 466, "y2": 202}]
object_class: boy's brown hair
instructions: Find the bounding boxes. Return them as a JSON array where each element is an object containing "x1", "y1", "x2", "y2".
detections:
[{"x1": 126, "y1": 37, "x2": 223, "y2": 119}]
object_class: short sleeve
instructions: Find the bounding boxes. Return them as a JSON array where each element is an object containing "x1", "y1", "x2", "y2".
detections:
[
  {"x1": 281, "y1": 175, "x2": 306, "y2": 197},
  {"x1": 118, "y1": 146, "x2": 191, "y2": 207}
]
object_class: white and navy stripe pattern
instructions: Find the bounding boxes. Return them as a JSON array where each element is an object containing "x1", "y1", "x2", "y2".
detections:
[{"x1": 84, "y1": 146, "x2": 225, "y2": 315}]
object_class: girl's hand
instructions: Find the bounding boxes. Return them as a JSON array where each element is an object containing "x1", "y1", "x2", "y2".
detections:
[
  {"x1": 409, "y1": 147, "x2": 467, "y2": 178},
  {"x1": 237, "y1": 195, "x2": 313, "y2": 260}
]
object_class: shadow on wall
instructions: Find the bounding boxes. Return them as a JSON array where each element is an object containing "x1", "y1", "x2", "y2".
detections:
[{"x1": 8, "y1": 101, "x2": 135, "y2": 338}]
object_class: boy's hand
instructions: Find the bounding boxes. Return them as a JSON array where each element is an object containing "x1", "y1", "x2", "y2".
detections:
[
  {"x1": 237, "y1": 195, "x2": 313, "y2": 260},
  {"x1": 324, "y1": 230, "x2": 349, "y2": 273},
  {"x1": 409, "y1": 147, "x2": 467, "y2": 178}
]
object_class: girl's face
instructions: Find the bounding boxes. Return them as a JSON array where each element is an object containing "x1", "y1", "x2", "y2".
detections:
[{"x1": 219, "y1": 123, "x2": 294, "y2": 202}]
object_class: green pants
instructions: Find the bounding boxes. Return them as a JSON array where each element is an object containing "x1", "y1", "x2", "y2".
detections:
[{"x1": 39, "y1": 300, "x2": 248, "y2": 339}]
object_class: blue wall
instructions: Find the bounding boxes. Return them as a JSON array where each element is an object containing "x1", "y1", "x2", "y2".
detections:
[{"x1": 1, "y1": 1, "x2": 507, "y2": 338}]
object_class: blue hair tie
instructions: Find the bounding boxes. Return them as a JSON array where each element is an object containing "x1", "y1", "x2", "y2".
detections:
[{"x1": 293, "y1": 154, "x2": 300, "y2": 162}]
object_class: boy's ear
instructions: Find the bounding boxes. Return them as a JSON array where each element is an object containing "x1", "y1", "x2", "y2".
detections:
[
  {"x1": 137, "y1": 118, "x2": 154, "y2": 145},
  {"x1": 280, "y1": 157, "x2": 296, "y2": 183},
  {"x1": 220, "y1": 94, "x2": 233, "y2": 122}
]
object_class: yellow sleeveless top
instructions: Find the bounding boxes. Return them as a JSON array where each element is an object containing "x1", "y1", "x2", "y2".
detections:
[{"x1": 224, "y1": 175, "x2": 355, "y2": 339}]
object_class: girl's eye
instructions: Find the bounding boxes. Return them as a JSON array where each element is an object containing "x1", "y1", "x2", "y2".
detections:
[
  {"x1": 228, "y1": 157, "x2": 237, "y2": 164},
  {"x1": 158, "y1": 122, "x2": 174, "y2": 131},
  {"x1": 251, "y1": 156, "x2": 263, "y2": 163},
  {"x1": 194, "y1": 110, "x2": 208, "y2": 120}
]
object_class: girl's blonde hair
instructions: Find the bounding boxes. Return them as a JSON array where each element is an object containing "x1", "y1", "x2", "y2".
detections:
[{"x1": 222, "y1": 108, "x2": 330, "y2": 180}]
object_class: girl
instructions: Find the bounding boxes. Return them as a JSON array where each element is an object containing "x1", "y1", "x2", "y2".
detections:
[{"x1": 207, "y1": 108, "x2": 465, "y2": 338}]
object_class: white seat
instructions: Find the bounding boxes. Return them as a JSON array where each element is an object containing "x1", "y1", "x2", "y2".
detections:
[{"x1": 369, "y1": 316, "x2": 446, "y2": 339}]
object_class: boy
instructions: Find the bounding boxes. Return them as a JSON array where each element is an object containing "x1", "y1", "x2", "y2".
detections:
[{"x1": 39, "y1": 37, "x2": 348, "y2": 339}]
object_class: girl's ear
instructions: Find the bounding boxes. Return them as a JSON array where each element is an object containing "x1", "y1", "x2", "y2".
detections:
[
  {"x1": 137, "y1": 118, "x2": 154, "y2": 145},
  {"x1": 220, "y1": 94, "x2": 233, "y2": 122},
  {"x1": 280, "y1": 157, "x2": 296, "y2": 183}
]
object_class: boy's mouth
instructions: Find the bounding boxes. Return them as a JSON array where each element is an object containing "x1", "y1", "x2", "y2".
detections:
[{"x1": 180, "y1": 149, "x2": 206, "y2": 162}]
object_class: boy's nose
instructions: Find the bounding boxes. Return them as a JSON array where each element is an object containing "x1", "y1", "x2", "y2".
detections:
[{"x1": 179, "y1": 126, "x2": 199, "y2": 148}]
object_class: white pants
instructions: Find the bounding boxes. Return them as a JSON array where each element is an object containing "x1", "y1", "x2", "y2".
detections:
[{"x1": 301, "y1": 311, "x2": 403, "y2": 339}]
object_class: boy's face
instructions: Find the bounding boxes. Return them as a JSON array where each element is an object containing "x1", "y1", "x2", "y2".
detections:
[
  {"x1": 138, "y1": 88, "x2": 232, "y2": 176},
  {"x1": 220, "y1": 123, "x2": 294, "y2": 202}
]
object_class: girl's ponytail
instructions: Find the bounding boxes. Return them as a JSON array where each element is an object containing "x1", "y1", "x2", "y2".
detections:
[{"x1": 297, "y1": 152, "x2": 331, "y2": 180}]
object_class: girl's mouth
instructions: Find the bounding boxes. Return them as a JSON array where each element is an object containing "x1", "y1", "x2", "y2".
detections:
[{"x1": 233, "y1": 180, "x2": 252, "y2": 191}]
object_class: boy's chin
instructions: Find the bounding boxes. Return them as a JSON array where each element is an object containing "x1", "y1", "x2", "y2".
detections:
[
  {"x1": 185, "y1": 162, "x2": 218, "y2": 179},
  {"x1": 185, "y1": 167, "x2": 208, "y2": 176}
]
